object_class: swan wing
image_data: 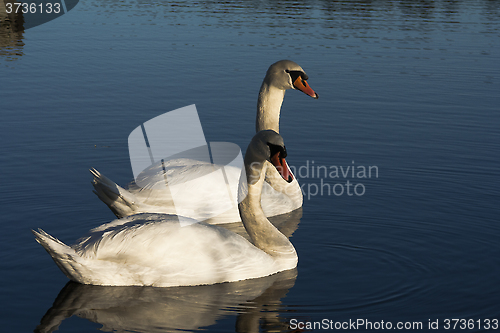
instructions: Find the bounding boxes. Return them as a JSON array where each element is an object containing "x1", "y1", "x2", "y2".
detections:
[{"x1": 39, "y1": 214, "x2": 276, "y2": 286}]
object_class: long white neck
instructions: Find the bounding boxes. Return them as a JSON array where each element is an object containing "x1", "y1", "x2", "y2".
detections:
[
  {"x1": 256, "y1": 82, "x2": 303, "y2": 209},
  {"x1": 238, "y1": 162, "x2": 297, "y2": 262},
  {"x1": 256, "y1": 81, "x2": 286, "y2": 133}
]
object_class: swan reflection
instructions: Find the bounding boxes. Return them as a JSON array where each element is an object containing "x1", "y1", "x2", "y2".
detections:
[{"x1": 35, "y1": 268, "x2": 297, "y2": 333}]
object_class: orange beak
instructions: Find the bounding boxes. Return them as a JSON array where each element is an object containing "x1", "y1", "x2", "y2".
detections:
[
  {"x1": 293, "y1": 76, "x2": 318, "y2": 99},
  {"x1": 271, "y1": 152, "x2": 293, "y2": 183}
]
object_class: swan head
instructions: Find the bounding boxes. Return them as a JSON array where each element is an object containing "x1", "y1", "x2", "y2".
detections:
[
  {"x1": 264, "y1": 60, "x2": 319, "y2": 99},
  {"x1": 245, "y1": 130, "x2": 293, "y2": 186}
]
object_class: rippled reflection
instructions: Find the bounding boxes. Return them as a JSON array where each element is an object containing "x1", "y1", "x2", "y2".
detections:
[
  {"x1": 83, "y1": 0, "x2": 500, "y2": 25},
  {"x1": 0, "y1": 0, "x2": 24, "y2": 61},
  {"x1": 1, "y1": 0, "x2": 498, "y2": 62},
  {"x1": 87, "y1": 0, "x2": 500, "y2": 18},
  {"x1": 35, "y1": 269, "x2": 297, "y2": 333}
]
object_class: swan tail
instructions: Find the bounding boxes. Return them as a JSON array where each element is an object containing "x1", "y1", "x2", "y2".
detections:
[
  {"x1": 90, "y1": 168, "x2": 139, "y2": 218},
  {"x1": 34, "y1": 282, "x2": 81, "y2": 333},
  {"x1": 32, "y1": 229, "x2": 88, "y2": 284}
]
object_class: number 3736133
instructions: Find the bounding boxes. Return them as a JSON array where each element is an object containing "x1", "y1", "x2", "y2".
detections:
[
  {"x1": 443, "y1": 319, "x2": 498, "y2": 330},
  {"x1": 5, "y1": 2, "x2": 61, "y2": 14}
]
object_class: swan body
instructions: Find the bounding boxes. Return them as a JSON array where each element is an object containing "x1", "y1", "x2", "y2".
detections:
[
  {"x1": 91, "y1": 159, "x2": 302, "y2": 224},
  {"x1": 91, "y1": 60, "x2": 317, "y2": 223},
  {"x1": 33, "y1": 215, "x2": 282, "y2": 287},
  {"x1": 34, "y1": 130, "x2": 298, "y2": 287}
]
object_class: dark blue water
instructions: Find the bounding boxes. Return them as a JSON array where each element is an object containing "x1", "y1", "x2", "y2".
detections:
[{"x1": 1, "y1": 1, "x2": 499, "y2": 332}]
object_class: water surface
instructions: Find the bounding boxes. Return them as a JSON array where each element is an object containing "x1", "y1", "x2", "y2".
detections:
[{"x1": 1, "y1": 0, "x2": 499, "y2": 332}]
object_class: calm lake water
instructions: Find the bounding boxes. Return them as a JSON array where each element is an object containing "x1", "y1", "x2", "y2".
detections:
[{"x1": 1, "y1": 0, "x2": 499, "y2": 332}]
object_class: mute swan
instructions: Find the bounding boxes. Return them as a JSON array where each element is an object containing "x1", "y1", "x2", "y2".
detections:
[
  {"x1": 33, "y1": 130, "x2": 298, "y2": 287},
  {"x1": 91, "y1": 60, "x2": 317, "y2": 223}
]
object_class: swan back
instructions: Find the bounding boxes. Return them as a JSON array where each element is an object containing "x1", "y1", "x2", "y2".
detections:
[{"x1": 34, "y1": 214, "x2": 283, "y2": 287}]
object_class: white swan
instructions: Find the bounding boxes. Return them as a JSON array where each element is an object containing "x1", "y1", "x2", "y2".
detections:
[
  {"x1": 91, "y1": 60, "x2": 317, "y2": 223},
  {"x1": 33, "y1": 130, "x2": 298, "y2": 287}
]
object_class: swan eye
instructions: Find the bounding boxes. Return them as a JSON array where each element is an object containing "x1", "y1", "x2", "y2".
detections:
[
  {"x1": 268, "y1": 143, "x2": 287, "y2": 159},
  {"x1": 287, "y1": 70, "x2": 308, "y2": 83},
  {"x1": 281, "y1": 146, "x2": 288, "y2": 158}
]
